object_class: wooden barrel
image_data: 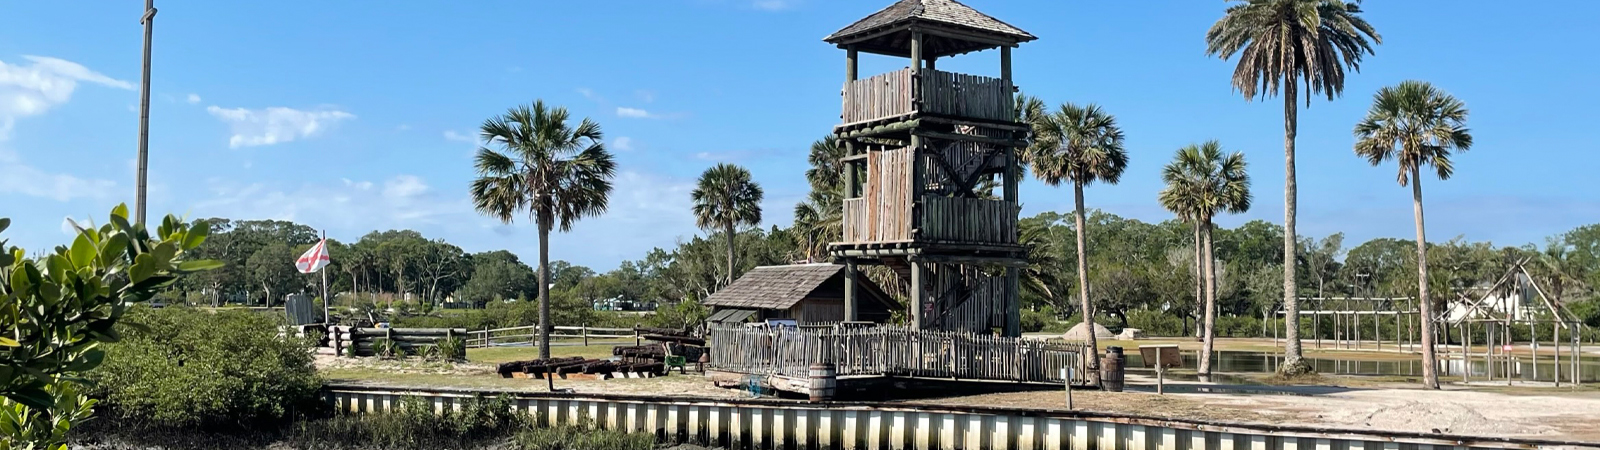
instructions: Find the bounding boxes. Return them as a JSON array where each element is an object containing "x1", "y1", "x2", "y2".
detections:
[
  {"x1": 1100, "y1": 346, "x2": 1126, "y2": 392},
  {"x1": 808, "y1": 363, "x2": 837, "y2": 402}
]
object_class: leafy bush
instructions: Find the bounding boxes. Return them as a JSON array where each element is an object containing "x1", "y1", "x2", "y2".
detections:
[
  {"x1": 91, "y1": 306, "x2": 322, "y2": 429},
  {"x1": 435, "y1": 336, "x2": 466, "y2": 361},
  {"x1": 647, "y1": 298, "x2": 709, "y2": 330},
  {"x1": 0, "y1": 207, "x2": 218, "y2": 448},
  {"x1": 1214, "y1": 315, "x2": 1263, "y2": 338},
  {"x1": 372, "y1": 338, "x2": 405, "y2": 359},
  {"x1": 1125, "y1": 309, "x2": 1185, "y2": 336}
]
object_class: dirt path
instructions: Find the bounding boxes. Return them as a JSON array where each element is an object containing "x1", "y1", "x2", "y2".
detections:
[
  {"x1": 315, "y1": 356, "x2": 1600, "y2": 444},
  {"x1": 906, "y1": 374, "x2": 1600, "y2": 443}
]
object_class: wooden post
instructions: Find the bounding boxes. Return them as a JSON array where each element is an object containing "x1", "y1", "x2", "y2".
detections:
[
  {"x1": 1465, "y1": 320, "x2": 1472, "y2": 379},
  {"x1": 845, "y1": 141, "x2": 859, "y2": 199},
  {"x1": 910, "y1": 262, "x2": 924, "y2": 329},
  {"x1": 333, "y1": 326, "x2": 343, "y2": 357},
  {"x1": 926, "y1": 56, "x2": 936, "y2": 71},
  {"x1": 1554, "y1": 322, "x2": 1561, "y2": 387},
  {"x1": 846, "y1": 45, "x2": 858, "y2": 82},
  {"x1": 583, "y1": 323, "x2": 590, "y2": 346},
  {"x1": 844, "y1": 258, "x2": 858, "y2": 322},
  {"x1": 1000, "y1": 46, "x2": 1013, "y2": 86}
]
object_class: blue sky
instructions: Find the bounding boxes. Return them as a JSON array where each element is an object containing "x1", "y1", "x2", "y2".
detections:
[{"x1": 1, "y1": 1, "x2": 1596, "y2": 271}]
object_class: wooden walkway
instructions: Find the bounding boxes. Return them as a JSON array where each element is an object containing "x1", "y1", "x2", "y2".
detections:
[{"x1": 708, "y1": 324, "x2": 1093, "y2": 387}]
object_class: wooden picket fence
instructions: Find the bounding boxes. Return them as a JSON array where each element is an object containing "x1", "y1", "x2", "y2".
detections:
[
  {"x1": 708, "y1": 324, "x2": 1093, "y2": 386},
  {"x1": 464, "y1": 324, "x2": 639, "y2": 348}
]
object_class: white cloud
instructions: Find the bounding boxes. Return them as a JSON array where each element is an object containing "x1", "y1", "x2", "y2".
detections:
[
  {"x1": 613, "y1": 136, "x2": 634, "y2": 151},
  {"x1": 186, "y1": 93, "x2": 201, "y2": 104},
  {"x1": 0, "y1": 149, "x2": 117, "y2": 201},
  {"x1": 205, "y1": 105, "x2": 354, "y2": 148},
  {"x1": 0, "y1": 55, "x2": 134, "y2": 139},
  {"x1": 635, "y1": 90, "x2": 656, "y2": 103},
  {"x1": 616, "y1": 107, "x2": 654, "y2": 119},
  {"x1": 443, "y1": 130, "x2": 474, "y2": 143},
  {"x1": 192, "y1": 174, "x2": 464, "y2": 228},
  {"x1": 383, "y1": 175, "x2": 429, "y2": 199},
  {"x1": 577, "y1": 88, "x2": 603, "y2": 103}
]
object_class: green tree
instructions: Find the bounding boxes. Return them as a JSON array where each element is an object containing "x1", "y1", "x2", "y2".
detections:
[
  {"x1": 1025, "y1": 102, "x2": 1129, "y2": 387},
  {"x1": 470, "y1": 100, "x2": 617, "y2": 359},
  {"x1": 691, "y1": 163, "x2": 765, "y2": 287},
  {"x1": 0, "y1": 206, "x2": 217, "y2": 449},
  {"x1": 1353, "y1": 80, "x2": 1472, "y2": 388},
  {"x1": 1158, "y1": 141, "x2": 1252, "y2": 376},
  {"x1": 1206, "y1": 0, "x2": 1380, "y2": 374},
  {"x1": 456, "y1": 254, "x2": 537, "y2": 307},
  {"x1": 245, "y1": 242, "x2": 304, "y2": 307}
]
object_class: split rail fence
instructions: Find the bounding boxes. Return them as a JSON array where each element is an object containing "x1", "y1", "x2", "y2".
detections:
[
  {"x1": 465, "y1": 324, "x2": 640, "y2": 348},
  {"x1": 708, "y1": 325, "x2": 1092, "y2": 386}
]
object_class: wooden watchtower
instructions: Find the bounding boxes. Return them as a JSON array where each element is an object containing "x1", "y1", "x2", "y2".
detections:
[{"x1": 826, "y1": 0, "x2": 1034, "y2": 336}]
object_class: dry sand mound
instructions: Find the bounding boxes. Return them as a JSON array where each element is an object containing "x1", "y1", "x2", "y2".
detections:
[{"x1": 1064, "y1": 322, "x2": 1115, "y2": 341}]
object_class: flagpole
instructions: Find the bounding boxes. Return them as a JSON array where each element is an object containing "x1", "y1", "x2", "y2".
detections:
[{"x1": 321, "y1": 230, "x2": 330, "y2": 324}]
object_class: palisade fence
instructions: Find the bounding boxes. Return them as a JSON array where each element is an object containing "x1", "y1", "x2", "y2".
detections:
[
  {"x1": 465, "y1": 325, "x2": 640, "y2": 348},
  {"x1": 709, "y1": 325, "x2": 1093, "y2": 386}
]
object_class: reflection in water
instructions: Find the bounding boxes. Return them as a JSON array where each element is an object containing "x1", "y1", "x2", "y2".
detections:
[{"x1": 1125, "y1": 350, "x2": 1600, "y2": 382}]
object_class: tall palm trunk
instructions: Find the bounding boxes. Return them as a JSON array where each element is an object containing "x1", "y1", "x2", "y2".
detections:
[
  {"x1": 726, "y1": 222, "x2": 736, "y2": 286},
  {"x1": 1073, "y1": 182, "x2": 1101, "y2": 387},
  {"x1": 1411, "y1": 165, "x2": 1438, "y2": 388},
  {"x1": 537, "y1": 211, "x2": 553, "y2": 360},
  {"x1": 1193, "y1": 223, "x2": 1204, "y2": 339},
  {"x1": 1199, "y1": 218, "x2": 1219, "y2": 376},
  {"x1": 1280, "y1": 82, "x2": 1308, "y2": 373}
]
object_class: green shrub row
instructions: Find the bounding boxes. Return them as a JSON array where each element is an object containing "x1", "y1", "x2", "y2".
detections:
[{"x1": 90, "y1": 306, "x2": 324, "y2": 429}]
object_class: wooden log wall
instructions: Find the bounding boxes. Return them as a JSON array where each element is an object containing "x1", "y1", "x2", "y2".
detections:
[
  {"x1": 841, "y1": 68, "x2": 913, "y2": 124},
  {"x1": 920, "y1": 195, "x2": 1018, "y2": 244},
  {"x1": 843, "y1": 147, "x2": 913, "y2": 243},
  {"x1": 707, "y1": 325, "x2": 1091, "y2": 386},
  {"x1": 328, "y1": 326, "x2": 466, "y2": 356},
  {"x1": 840, "y1": 68, "x2": 1016, "y2": 125},
  {"x1": 920, "y1": 69, "x2": 1015, "y2": 122}
]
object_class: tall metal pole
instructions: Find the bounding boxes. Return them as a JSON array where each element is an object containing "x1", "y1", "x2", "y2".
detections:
[
  {"x1": 135, "y1": 0, "x2": 157, "y2": 226},
  {"x1": 321, "y1": 230, "x2": 331, "y2": 324}
]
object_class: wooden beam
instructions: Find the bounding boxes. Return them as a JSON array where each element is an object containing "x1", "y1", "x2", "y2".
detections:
[
  {"x1": 911, "y1": 130, "x2": 1026, "y2": 147},
  {"x1": 835, "y1": 119, "x2": 922, "y2": 139},
  {"x1": 908, "y1": 254, "x2": 1028, "y2": 267},
  {"x1": 920, "y1": 116, "x2": 1029, "y2": 131},
  {"x1": 839, "y1": 153, "x2": 869, "y2": 163}
]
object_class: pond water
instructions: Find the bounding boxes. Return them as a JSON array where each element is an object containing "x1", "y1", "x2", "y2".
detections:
[{"x1": 1123, "y1": 349, "x2": 1600, "y2": 383}]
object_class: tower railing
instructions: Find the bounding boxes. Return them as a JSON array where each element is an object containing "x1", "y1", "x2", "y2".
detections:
[{"x1": 841, "y1": 68, "x2": 1015, "y2": 125}]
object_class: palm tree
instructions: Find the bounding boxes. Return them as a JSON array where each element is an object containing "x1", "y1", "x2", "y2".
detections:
[
  {"x1": 1018, "y1": 218, "x2": 1065, "y2": 309},
  {"x1": 794, "y1": 138, "x2": 845, "y2": 261},
  {"x1": 692, "y1": 163, "x2": 764, "y2": 286},
  {"x1": 470, "y1": 100, "x2": 616, "y2": 359},
  {"x1": 1025, "y1": 102, "x2": 1128, "y2": 388},
  {"x1": 1159, "y1": 141, "x2": 1252, "y2": 376},
  {"x1": 1206, "y1": 0, "x2": 1380, "y2": 375},
  {"x1": 1353, "y1": 80, "x2": 1471, "y2": 389}
]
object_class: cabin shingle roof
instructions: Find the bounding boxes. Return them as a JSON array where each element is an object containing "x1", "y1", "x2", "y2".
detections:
[
  {"x1": 824, "y1": 0, "x2": 1035, "y2": 44},
  {"x1": 702, "y1": 264, "x2": 843, "y2": 310}
]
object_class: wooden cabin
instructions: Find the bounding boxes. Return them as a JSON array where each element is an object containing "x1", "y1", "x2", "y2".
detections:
[
  {"x1": 702, "y1": 264, "x2": 896, "y2": 325},
  {"x1": 825, "y1": 0, "x2": 1034, "y2": 335}
]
